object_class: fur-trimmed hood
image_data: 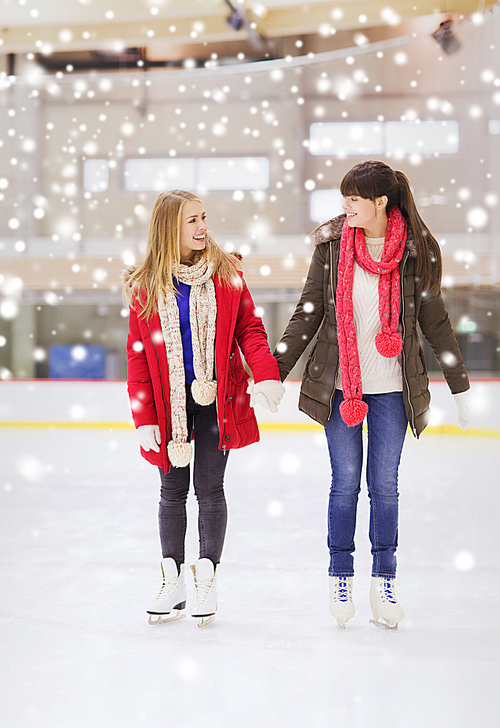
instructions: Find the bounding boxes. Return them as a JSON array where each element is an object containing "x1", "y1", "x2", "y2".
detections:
[{"x1": 311, "y1": 213, "x2": 417, "y2": 257}]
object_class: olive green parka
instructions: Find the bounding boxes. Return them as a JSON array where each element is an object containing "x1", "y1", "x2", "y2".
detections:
[{"x1": 274, "y1": 214, "x2": 469, "y2": 438}]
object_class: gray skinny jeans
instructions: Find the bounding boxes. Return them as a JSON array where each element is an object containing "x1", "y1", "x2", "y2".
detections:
[{"x1": 158, "y1": 383, "x2": 229, "y2": 569}]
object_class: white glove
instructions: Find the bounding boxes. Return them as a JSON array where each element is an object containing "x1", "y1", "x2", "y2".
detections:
[
  {"x1": 248, "y1": 380, "x2": 285, "y2": 414},
  {"x1": 137, "y1": 424, "x2": 161, "y2": 452},
  {"x1": 453, "y1": 390, "x2": 470, "y2": 431}
]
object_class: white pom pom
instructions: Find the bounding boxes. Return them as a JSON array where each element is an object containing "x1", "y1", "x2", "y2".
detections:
[
  {"x1": 191, "y1": 379, "x2": 217, "y2": 406},
  {"x1": 167, "y1": 441, "x2": 193, "y2": 468}
]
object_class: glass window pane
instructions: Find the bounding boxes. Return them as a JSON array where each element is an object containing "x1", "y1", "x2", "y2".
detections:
[
  {"x1": 83, "y1": 159, "x2": 109, "y2": 192},
  {"x1": 197, "y1": 157, "x2": 269, "y2": 190},
  {"x1": 124, "y1": 158, "x2": 196, "y2": 192},
  {"x1": 309, "y1": 122, "x2": 384, "y2": 156},
  {"x1": 385, "y1": 120, "x2": 459, "y2": 154},
  {"x1": 489, "y1": 119, "x2": 500, "y2": 135},
  {"x1": 310, "y1": 189, "x2": 344, "y2": 223}
]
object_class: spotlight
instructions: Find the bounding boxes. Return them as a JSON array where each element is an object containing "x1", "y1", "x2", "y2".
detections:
[
  {"x1": 431, "y1": 19, "x2": 461, "y2": 55},
  {"x1": 224, "y1": 0, "x2": 269, "y2": 53},
  {"x1": 226, "y1": 8, "x2": 244, "y2": 31}
]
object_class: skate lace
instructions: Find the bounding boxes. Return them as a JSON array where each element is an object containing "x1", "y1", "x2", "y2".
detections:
[
  {"x1": 194, "y1": 579, "x2": 214, "y2": 605},
  {"x1": 382, "y1": 578, "x2": 397, "y2": 604},
  {"x1": 155, "y1": 578, "x2": 178, "y2": 603},
  {"x1": 335, "y1": 577, "x2": 351, "y2": 603}
]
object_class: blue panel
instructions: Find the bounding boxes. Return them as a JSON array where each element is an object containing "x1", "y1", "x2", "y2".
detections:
[{"x1": 49, "y1": 345, "x2": 106, "y2": 379}]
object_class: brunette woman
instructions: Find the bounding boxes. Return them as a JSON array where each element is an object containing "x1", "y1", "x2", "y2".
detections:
[
  {"x1": 274, "y1": 161, "x2": 470, "y2": 630},
  {"x1": 124, "y1": 190, "x2": 284, "y2": 626}
]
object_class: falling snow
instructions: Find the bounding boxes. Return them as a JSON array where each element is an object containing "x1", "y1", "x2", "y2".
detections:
[{"x1": 0, "y1": 9, "x2": 497, "y2": 397}]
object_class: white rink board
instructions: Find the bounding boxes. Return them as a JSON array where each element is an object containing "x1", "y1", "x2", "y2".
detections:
[{"x1": 0, "y1": 378, "x2": 498, "y2": 432}]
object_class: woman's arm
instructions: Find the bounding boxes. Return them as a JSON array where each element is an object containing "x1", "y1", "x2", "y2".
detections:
[
  {"x1": 273, "y1": 243, "x2": 327, "y2": 381},
  {"x1": 232, "y1": 279, "x2": 281, "y2": 383},
  {"x1": 126, "y1": 305, "x2": 159, "y2": 427},
  {"x1": 417, "y1": 287, "x2": 470, "y2": 394}
]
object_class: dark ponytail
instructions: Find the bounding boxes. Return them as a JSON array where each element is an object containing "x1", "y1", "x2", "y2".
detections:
[
  {"x1": 395, "y1": 170, "x2": 442, "y2": 296},
  {"x1": 340, "y1": 161, "x2": 442, "y2": 296}
]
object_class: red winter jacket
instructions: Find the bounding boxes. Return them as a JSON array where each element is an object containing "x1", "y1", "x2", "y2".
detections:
[{"x1": 126, "y1": 272, "x2": 280, "y2": 471}]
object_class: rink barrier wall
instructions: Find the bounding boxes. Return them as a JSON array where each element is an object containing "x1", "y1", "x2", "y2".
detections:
[
  {"x1": 0, "y1": 421, "x2": 498, "y2": 438},
  {"x1": 0, "y1": 379, "x2": 499, "y2": 438}
]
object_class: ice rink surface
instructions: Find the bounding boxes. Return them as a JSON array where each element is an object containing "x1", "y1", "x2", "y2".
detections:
[{"x1": 1, "y1": 426, "x2": 499, "y2": 728}]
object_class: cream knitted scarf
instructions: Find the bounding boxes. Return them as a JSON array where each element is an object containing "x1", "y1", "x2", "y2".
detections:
[{"x1": 158, "y1": 257, "x2": 217, "y2": 467}]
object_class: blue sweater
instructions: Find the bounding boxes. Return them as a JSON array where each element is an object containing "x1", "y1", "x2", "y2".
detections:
[{"x1": 174, "y1": 279, "x2": 195, "y2": 384}]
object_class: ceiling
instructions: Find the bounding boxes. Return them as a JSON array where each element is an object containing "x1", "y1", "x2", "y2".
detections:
[{"x1": 0, "y1": 0, "x2": 498, "y2": 64}]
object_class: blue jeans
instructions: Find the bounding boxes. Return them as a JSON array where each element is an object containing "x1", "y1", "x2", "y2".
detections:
[{"x1": 325, "y1": 390, "x2": 408, "y2": 578}]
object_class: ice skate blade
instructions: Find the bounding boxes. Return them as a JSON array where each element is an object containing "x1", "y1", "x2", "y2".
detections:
[
  {"x1": 147, "y1": 611, "x2": 185, "y2": 625},
  {"x1": 336, "y1": 619, "x2": 347, "y2": 630},
  {"x1": 196, "y1": 614, "x2": 215, "y2": 628},
  {"x1": 369, "y1": 618, "x2": 398, "y2": 632}
]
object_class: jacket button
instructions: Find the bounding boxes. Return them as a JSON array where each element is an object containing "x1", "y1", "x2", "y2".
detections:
[
  {"x1": 225, "y1": 435, "x2": 231, "y2": 442},
  {"x1": 226, "y1": 396, "x2": 232, "y2": 401}
]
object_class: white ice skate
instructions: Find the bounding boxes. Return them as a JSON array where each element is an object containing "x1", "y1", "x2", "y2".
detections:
[
  {"x1": 369, "y1": 576, "x2": 405, "y2": 631},
  {"x1": 146, "y1": 558, "x2": 187, "y2": 625},
  {"x1": 329, "y1": 576, "x2": 355, "y2": 629},
  {"x1": 191, "y1": 558, "x2": 218, "y2": 628}
]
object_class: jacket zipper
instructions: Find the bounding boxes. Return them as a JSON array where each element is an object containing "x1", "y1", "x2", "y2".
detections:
[
  {"x1": 400, "y1": 250, "x2": 417, "y2": 438},
  {"x1": 214, "y1": 346, "x2": 225, "y2": 453},
  {"x1": 327, "y1": 240, "x2": 339, "y2": 422},
  {"x1": 220, "y1": 351, "x2": 233, "y2": 452}
]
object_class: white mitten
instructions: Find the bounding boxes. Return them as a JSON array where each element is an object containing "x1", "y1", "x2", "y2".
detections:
[
  {"x1": 137, "y1": 424, "x2": 161, "y2": 452},
  {"x1": 453, "y1": 390, "x2": 470, "y2": 431},
  {"x1": 249, "y1": 380, "x2": 285, "y2": 414}
]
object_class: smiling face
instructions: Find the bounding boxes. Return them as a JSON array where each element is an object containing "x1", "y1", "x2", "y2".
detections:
[
  {"x1": 342, "y1": 194, "x2": 388, "y2": 238},
  {"x1": 178, "y1": 199, "x2": 207, "y2": 263}
]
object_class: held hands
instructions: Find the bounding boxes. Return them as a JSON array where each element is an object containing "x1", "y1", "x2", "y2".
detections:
[
  {"x1": 137, "y1": 424, "x2": 161, "y2": 452},
  {"x1": 248, "y1": 380, "x2": 285, "y2": 414},
  {"x1": 453, "y1": 390, "x2": 471, "y2": 431}
]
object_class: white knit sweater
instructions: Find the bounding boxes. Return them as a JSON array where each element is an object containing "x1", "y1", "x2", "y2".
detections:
[{"x1": 336, "y1": 236, "x2": 403, "y2": 394}]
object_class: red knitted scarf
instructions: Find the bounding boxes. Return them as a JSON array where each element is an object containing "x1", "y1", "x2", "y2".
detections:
[{"x1": 336, "y1": 206, "x2": 407, "y2": 427}]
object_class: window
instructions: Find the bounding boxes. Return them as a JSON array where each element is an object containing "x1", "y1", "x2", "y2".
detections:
[
  {"x1": 309, "y1": 122, "x2": 384, "y2": 156},
  {"x1": 83, "y1": 159, "x2": 109, "y2": 192},
  {"x1": 123, "y1": 156, "x2": 269, "y2": 192},
  {"x1": 124, "y1": 158, "x2": 196, "y2": 192},
  {"x1": 385, "y1": 120, "x2": 459, "y2": 154},
  {"x1": 309, "y1": 120, "x2": 460, "y2": 156},
  {"x1": 489, "y1": 120, "x2": 500, "y2": 135},
  {"x1": 309, "y1": 189, "x2": 344, "y2": 223},
  {"x1": 197, "y1": 157, "x2": 269, "y2": 190}
]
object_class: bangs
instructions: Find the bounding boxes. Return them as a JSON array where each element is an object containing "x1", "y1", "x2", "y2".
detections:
[{"x1": 340, "y1": 164, "x2": 379, "y2": 200}]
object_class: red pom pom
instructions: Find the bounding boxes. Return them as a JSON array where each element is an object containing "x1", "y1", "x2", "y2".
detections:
[
  {"x1": 340, "y1": 398, "x2": 368, "y2": 427},
  {"x1": 375, "y1": 332, "x2": 402, "y2": 358}
]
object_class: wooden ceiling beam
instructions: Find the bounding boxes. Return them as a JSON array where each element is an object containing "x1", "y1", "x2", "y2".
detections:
[{"x1": 0, "y1": 1, "x2": 497, "y2": 54}]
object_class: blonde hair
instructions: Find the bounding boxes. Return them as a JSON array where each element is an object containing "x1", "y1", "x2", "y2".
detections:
[{"x1": 123, "y1": 189, "x2": 242, "y2": 318}]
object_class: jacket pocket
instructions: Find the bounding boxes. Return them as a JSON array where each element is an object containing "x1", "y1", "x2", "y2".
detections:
[
  {"x1": 418, "y1": 346, "x2": 427, "y2": 375},
  {"x1": 227, "y1": 367, "x2": 253, "y2": 424},
  {"x1": 304, "y1": 342, "x2": 325, "y2": 380}
]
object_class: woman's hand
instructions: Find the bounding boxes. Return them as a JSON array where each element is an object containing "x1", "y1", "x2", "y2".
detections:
[
  {"x1": 248, "y1": 380, "x2": 285, "y2": 414},
  {"x1": 453, "y1": 390, "x2": 470, "y2": 430},
  {"x1": 137, "y1": 424, "x2": 161, "y2": 452}
]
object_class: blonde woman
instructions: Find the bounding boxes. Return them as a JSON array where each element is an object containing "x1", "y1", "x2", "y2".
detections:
[{"x1": 124, "y1": 190, "x2": 284, "y2": 626}]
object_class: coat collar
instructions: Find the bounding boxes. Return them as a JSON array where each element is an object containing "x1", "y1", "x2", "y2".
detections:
[{"x1": 311, "y1": 213, "x2": 417, "y2": 258}]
